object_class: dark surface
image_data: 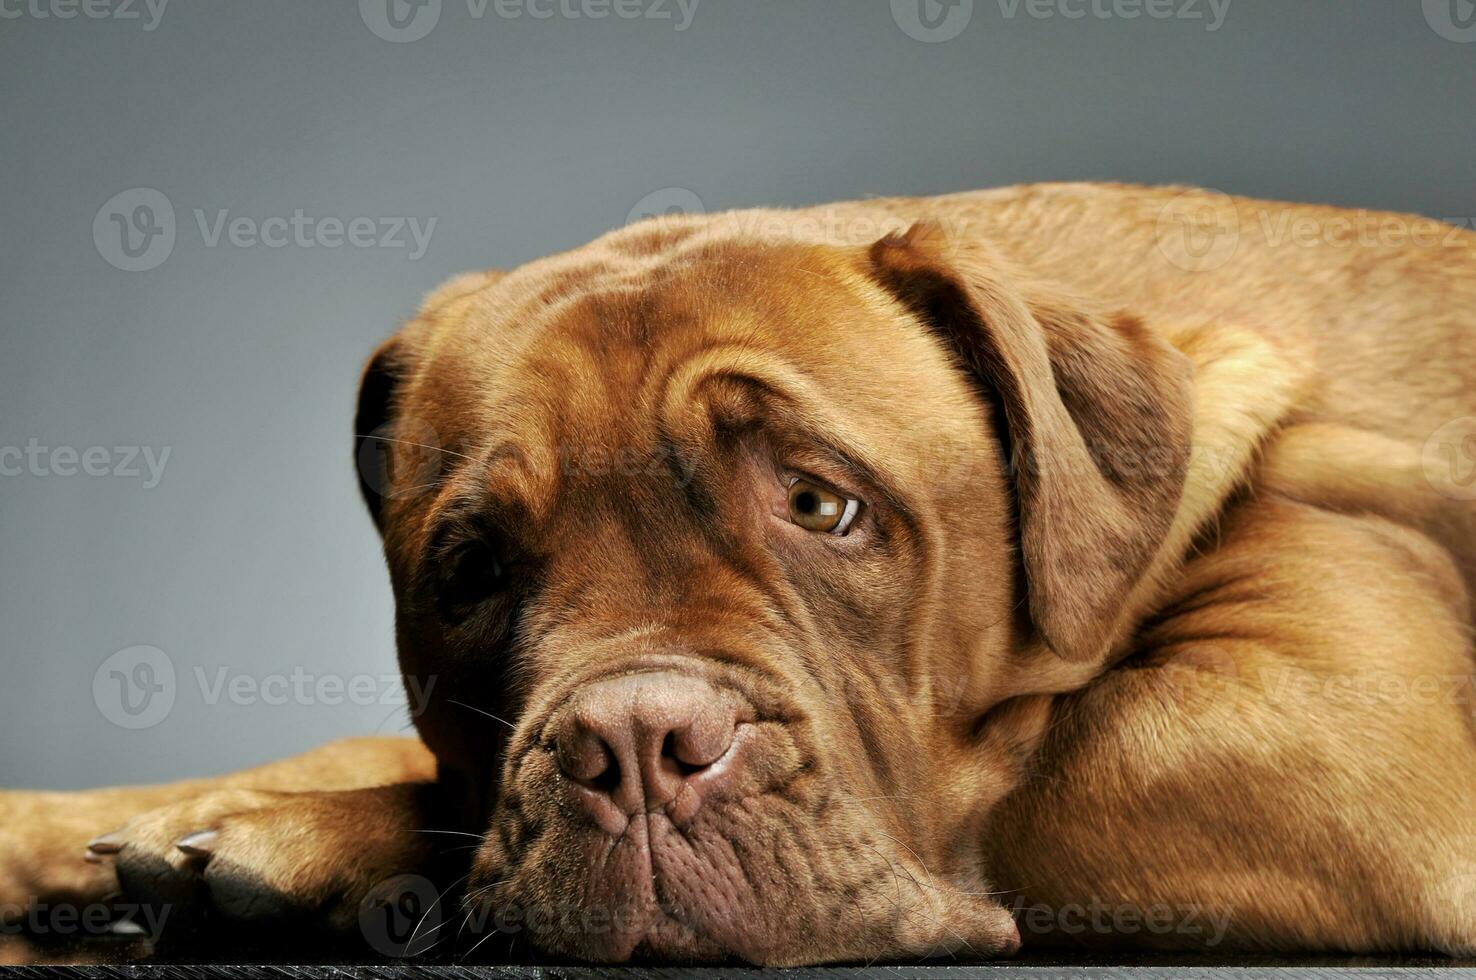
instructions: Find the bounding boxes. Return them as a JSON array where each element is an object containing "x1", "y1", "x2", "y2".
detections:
[{"x1": 4, "y1": 934, "x2": 1475, "y2": 977}]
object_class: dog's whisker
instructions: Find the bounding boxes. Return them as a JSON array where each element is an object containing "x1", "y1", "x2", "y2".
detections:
[
  {"x1": 392, "y1": 481, "x2": 445, "y2": 497},
  {"x1": 460, "y1": 876, "x2": 513, "y2": 909},
  {"x1": 446, "y1": 699, "x2": 518, "y2": 729},
  {"x1": 455, "y1": 876, "x2": 515, "y2": 951},
  {"x1": 859, "y1": 843, "x2": 906, "y2": 968},
  {"x1": 894, "y1": 892, "x2": 978, "y2": 958},
  {"x1": 405, "y1": 828, "x2": 489, "y2": 840},
  {"x1": 460, "y1": 909, "x2": 509, "y2": 962},
  {"x1": 371, "y1": 702, "x2": 411, "y2": 735},
  {"x1": 405, "y1": 870, "x2": 471, "y2": 954},
  {"x1": 355, "y1": 433, "x2": 475, "y2": 461},
  {"x1": 456, "y1": 906, "x2": 476, "y2": 946},
  {"x1": 876, "y1": 831, "x2": 940, "y2": 890},
  {"x1": 859, "y1": 838, "x2": 979, "y2": 960}
]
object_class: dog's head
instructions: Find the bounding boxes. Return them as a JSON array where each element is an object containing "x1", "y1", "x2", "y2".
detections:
[{"x1": 355, "y1": 215, "x2": 1191, "y2": 964}]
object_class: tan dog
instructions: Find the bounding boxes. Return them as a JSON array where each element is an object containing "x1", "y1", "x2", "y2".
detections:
[{"x1": 3, "y1": 184, "x2": 1475, "y2": 964}]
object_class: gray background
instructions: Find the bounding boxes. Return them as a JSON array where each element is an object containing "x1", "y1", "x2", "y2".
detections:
[{"x1": 2, "y1": 0, "x2": 1473, "y2": 789}]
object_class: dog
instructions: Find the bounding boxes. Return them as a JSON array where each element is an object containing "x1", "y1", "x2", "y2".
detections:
[{"x1": 3, "y1": 183, "x2": 1474, "y2": 964}]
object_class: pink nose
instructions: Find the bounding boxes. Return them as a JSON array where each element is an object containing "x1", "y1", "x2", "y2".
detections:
[{"x1": 552, "y1": 671, "x2": 742, "y2": 827}]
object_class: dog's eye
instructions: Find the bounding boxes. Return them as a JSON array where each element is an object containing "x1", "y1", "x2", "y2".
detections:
[
  {"x1": 786, "y1": 477, "x2": 859, "y2": 535},
  {"x1": 438, "y1": 540, "x2": 507, "y2": 614}
]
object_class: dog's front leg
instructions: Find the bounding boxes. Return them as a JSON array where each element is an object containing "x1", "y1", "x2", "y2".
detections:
[
  {"x1": 1, "y1": 736, "x2": 442, "y2": 937},
  {"x1": 86, "y1": 780, "x2": 454, "y2": 939}
]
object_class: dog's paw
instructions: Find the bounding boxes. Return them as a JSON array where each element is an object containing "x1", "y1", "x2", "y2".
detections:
[{"x1": 87, "y1": 785, "x2": 438, "y2": 934}]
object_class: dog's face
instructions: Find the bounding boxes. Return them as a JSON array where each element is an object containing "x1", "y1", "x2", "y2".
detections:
[{"x1": 356, "y1": 218, "x2": 1191, "y2": 964}]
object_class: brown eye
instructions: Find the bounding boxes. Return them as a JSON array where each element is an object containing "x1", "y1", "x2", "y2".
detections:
[
  {"x1": 436, "y1": 539, "x2": 508, "y2": 620},
  {"x1": 786, "y1": 477, "x2": 859, "y2": 535}
]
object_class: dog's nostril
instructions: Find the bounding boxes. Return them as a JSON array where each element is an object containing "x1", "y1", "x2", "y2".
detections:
[
  {"x1": 583, "y1": 753, "x2": 622, "y2": 794},
  {"x1": 662, "y1": 730, "x2": 710, "y2": 777}
]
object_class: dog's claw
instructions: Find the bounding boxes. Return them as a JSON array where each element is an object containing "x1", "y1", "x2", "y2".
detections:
[
  {"x1": 86, "y1": 831, "x2": 125, "y2": 856},
  {"x1": 175, "y1": 829, "x2": 218, "y2": 858},
  {"x1": 108, "y1": 917, "x2": 147, "y2": 936}
]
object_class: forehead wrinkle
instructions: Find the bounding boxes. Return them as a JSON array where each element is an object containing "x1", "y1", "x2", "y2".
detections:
[
  {"x1": 479, "y1": 438, "x2": 557, "y2": 526},
  {"x1": 456, "y1": 374, "x2": 580, "y2": 536},
  {"x1": 655, "y1": 335, "x2": 907, "y2": 502},
  {"x1": 656, "y1": 337, "x2": 812, "y2": 446}
]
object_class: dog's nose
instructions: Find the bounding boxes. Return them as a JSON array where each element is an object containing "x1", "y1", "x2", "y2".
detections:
[{"x1": 552, "y1": 671, "x2": 741, "y2": 824}]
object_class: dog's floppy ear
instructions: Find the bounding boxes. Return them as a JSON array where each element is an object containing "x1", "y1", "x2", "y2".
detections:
[
  {"x1": 354, "y1": 269, "x2": 508, "y2": 532},
  {"x1": 354, "y1": 335, "x2": 411, "y2": 532},
  {"x1": 868, "y1": 222, "x2": 1192, "y2": 661}
]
